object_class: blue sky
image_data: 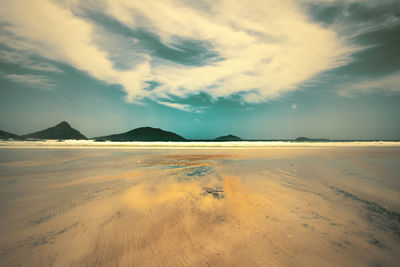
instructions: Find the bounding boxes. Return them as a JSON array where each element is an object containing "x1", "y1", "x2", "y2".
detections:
[{"x1": 0, "y1": 0, "x2": 399, "y2": 139}]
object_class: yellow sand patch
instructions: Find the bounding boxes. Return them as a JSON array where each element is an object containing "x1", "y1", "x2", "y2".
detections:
[{"x1": 122, "y1": 181, "x2": 204, "y2": 211}]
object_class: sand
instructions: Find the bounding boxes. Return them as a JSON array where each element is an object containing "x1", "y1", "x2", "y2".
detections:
[{"x1": 0, "y1": 146, "x2": 399, "y2": 266}]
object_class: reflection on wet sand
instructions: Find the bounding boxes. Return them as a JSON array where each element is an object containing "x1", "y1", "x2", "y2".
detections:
[{"x1": 0, "y1": 147, "x2": 399, "y2": 266}]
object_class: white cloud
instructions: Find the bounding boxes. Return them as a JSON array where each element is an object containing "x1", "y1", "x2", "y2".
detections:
[
  {"x1": 3, "y1": 73, "x2": 55, "y2": 89},
  {"x1": 0, "y1": 0, "x2": 151, "y2": 100},
  {"x1": 117, "y1": 0, "x2": 355, "y2": 102},
  {"x1": 157, "y1": 101, "x2": 194, "y2": 112},
  {"x1": 157, "y1": 101, "x2": 209, "y2": 113},
  {"x1": 0, "y1": 0, "x2": 360, "y2": 103},
  {"x1": 338, "y1": 72, "x2": 400, "y2": 96}
]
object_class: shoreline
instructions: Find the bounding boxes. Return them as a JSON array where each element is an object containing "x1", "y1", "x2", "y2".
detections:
[{"x1": 1, "y1": 140, "x2": 400, "y2": 149}]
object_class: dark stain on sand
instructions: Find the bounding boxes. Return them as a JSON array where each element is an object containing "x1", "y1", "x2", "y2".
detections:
[{"x1": 329, "y1": 186, "x2": 400, "y2": 237}]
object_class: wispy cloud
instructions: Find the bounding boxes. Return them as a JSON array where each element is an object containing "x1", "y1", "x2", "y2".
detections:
[
  {"x1": 3, "y1": 73, "x2": 55, "y2": 89},
  {"x1": 28, "y1": 62, "x2": 63, "y2": 73},
  {"x1": 326, "y1": 1, "x2": 400, "y2": 39},
  {"x1": 1, "y1": 0, "x2": 391, "y2": 104},
  {"x1": 157, "y1": 101, "x2": 205, "y2": 113},
  {"x1": 158, "y1": 101, "x2": 193, "y2": 112},
  {"x1": 0, "y1": 50, "x2": 63, "y2": 73},
  {"x1": 338, "y1": 71, "x2": 400, "y2": 96}
]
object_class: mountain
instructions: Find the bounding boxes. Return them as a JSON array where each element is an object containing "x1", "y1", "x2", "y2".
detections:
[
  {"x1": 215, "y1": 134, "x2": 242, "y2": 141},
  {"x1": 23, "y1": 121, "x2": 87, "y2": 140},
  {"x1": 94, "y1": 127, "x2": 186, "y2": 141},
  {"x1": 0, "y1": 130, "x2": 24, "y2": 140},
  {"x1": 295, "y1": 137, "x2": 330, "y2": 142}
]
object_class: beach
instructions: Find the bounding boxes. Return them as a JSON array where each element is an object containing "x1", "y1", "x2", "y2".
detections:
[{"x1": 0, "y1": 144, "x2": 399, "y2": 266}]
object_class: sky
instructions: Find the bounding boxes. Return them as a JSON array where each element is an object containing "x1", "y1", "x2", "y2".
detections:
[{"x1": 0, "y1": 0, "x2": 399, "y2": 140}]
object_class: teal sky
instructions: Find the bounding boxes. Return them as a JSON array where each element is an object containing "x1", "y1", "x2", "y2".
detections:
[{"x1": 0, "y1": 0, "x2": 399, "y2": 140}]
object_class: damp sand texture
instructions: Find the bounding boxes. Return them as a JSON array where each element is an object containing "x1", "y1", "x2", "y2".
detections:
[{"x1": 0, "y1": 147, "x2": 399, "y2": 266}]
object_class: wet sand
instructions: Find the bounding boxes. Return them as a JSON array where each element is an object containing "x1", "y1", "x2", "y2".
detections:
[{"x1": 0, "y1": 147, "x2": 399, "y2": 266}]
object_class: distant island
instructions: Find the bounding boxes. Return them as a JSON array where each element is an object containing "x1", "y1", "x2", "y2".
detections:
[
  {"x1": 94, "y1": 127, "x2": 186, "y2": 141},
  {"x1": 214, "y1": 134, "x2": 242, "y2": 141},
  {"x1": 1, "y1": 121, "x2": 382, "y2": 142},
  {"x1": 295, "y1": 137, "x2": 330, "y2": 142},
  {"x1": 22, "y1": 121, "x2": 87, "y2": 140},
  {"x1": 0, "y1": 130, "x2": 24, "y2": 140}
]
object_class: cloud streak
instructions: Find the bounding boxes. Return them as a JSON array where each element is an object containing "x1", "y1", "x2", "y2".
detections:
[
  {"x1": 338, "y1": 71, "x2": 400, "y2": 96},
  {"x1": 157, "y1": 101, "x2": 207, "y2": 113},
  {"x1": 157, "y1": 101, "x2": 195, "y2": 112},
  {"x1": 3, "y1": 73, "x2": 55, "y2": 89},
  {"x1": 0, "y1": 50, "x2": 63, "y2": 73}
]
